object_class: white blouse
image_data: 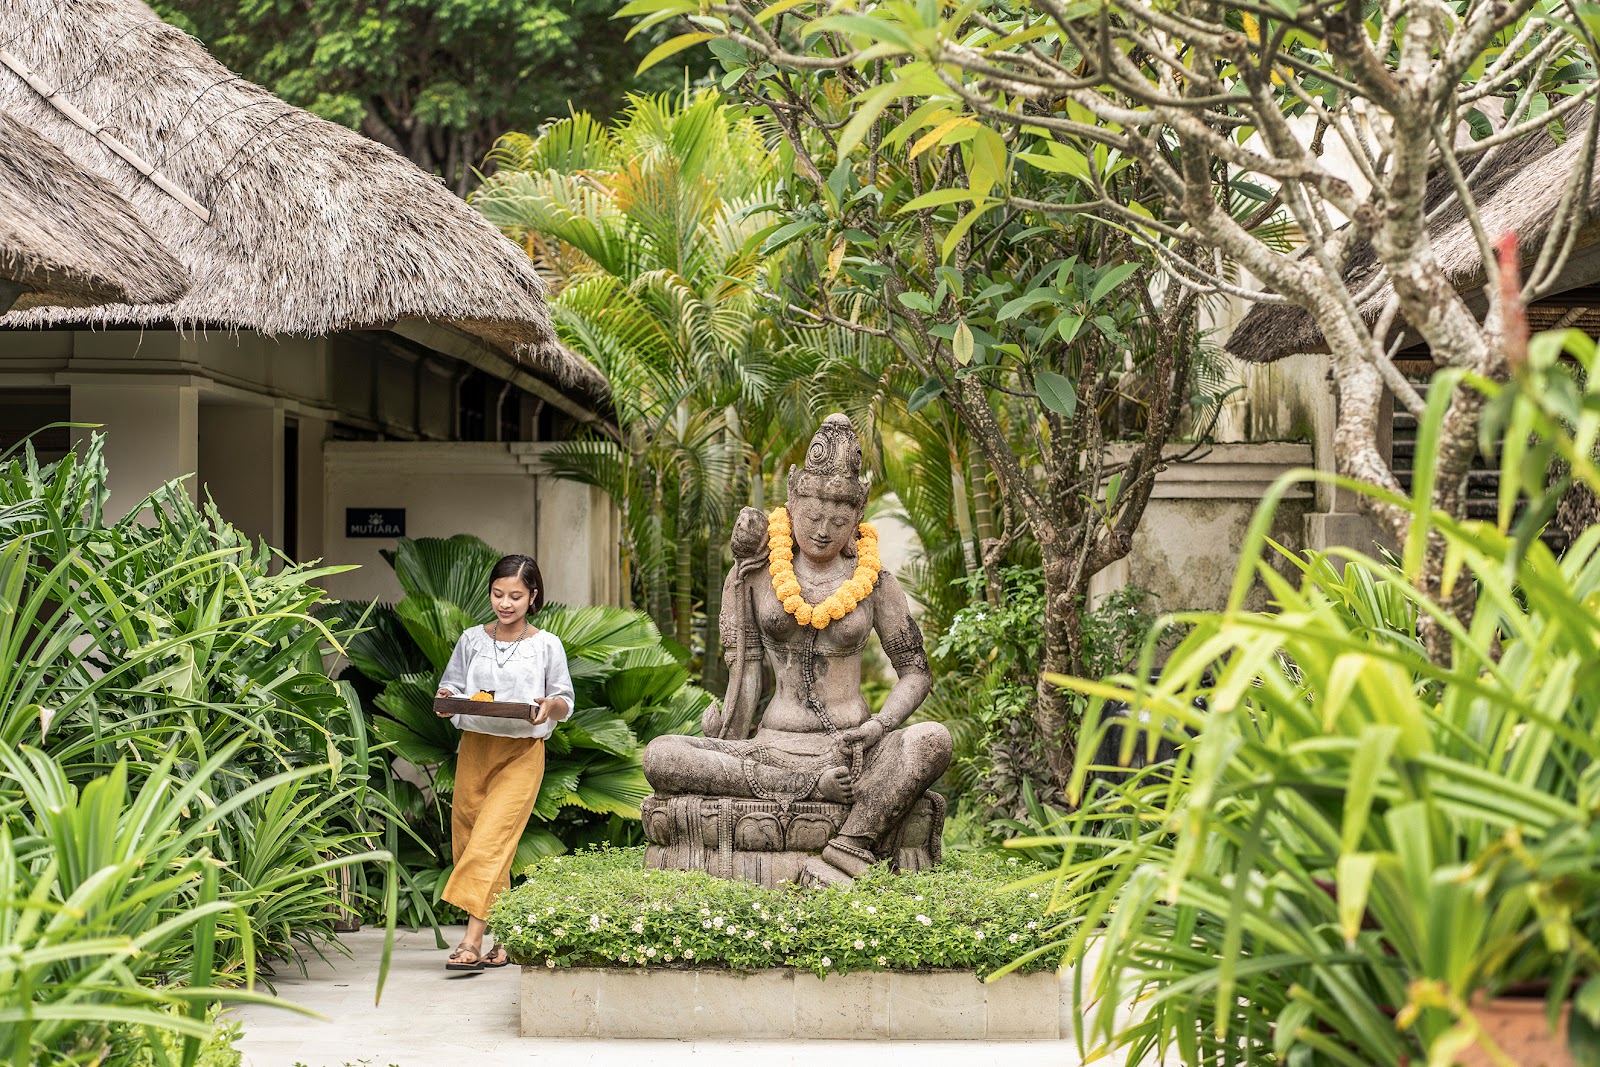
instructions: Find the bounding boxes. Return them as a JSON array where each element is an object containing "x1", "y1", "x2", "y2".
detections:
[{"x1": 437, "y1": 626, "x2": 575, "y2": 739}]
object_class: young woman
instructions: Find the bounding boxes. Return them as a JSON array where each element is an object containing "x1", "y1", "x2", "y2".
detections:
[{"x1": 434, "y1": 554, "x2": 573, "y2": 970}]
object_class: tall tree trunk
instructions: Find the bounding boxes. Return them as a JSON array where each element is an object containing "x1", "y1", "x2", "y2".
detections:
[
  {"x1": 644, "y1": 469, "x2": 673, "y2": 635},
  {"x1": 702, "y1": 431, "x2": 729, "y2": 692},
  {"x1": 969, "y1": 449, "x2": 1000, "y2": 607},
  {"x1": 1035, "y1": 531, "x2": 1080, "y2": 790},
  {"x1": 750, "y1": 452, "x2": 765, "y2": 511},
  {"x1": 673, "y1": 480, "x2": 694, "y2": 650},
  {"x1": 949, "y1": 445, "x2": 977, "y2": 577}
]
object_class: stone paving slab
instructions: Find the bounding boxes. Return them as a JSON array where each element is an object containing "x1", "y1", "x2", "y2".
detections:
[{"x1": 230, "y1": 927, "x2": 1120, "y2": 1067}]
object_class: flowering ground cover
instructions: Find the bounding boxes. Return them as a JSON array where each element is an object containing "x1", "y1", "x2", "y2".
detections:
[{"x1": 488, "y1": 848, "x2": 1056, "y2": 977}]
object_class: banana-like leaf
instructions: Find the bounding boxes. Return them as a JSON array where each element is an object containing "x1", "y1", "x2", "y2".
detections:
[
  {"x1": 567, "y1": 754, "x2": 652, "y2": 817},
  {"x1": 535, "y1": 604, "x2": 661, "y2": 659},
  {"x1": 343, "y1": 601, "x2": 427, "y2": 683},
  {"x1": 512, "y1": 827, "x2": 568, "y2": 873},
  {"x1": 395, "y1": 596, "x2": 478, "y2": 672},
  {"x1": 602, "y1": 648, "x2": 690, "y2": 712},
  {"x1": 384, "y1": 536, "x2": 500, "y2": 620},
  {"x1": 531, "y1": 760, "x2": 586, "y2": 821},
  {"x1": 561, "y1": 706, "x2": 639, "y2": 756}
]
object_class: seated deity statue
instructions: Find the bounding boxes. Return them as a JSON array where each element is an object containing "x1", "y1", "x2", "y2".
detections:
[{"x1": 641, "y1": 413, "x2": 952, "y2": 887}]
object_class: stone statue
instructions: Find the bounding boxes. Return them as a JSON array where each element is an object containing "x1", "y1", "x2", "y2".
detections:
[{"x1": 641, "y1": 413, "x2": 952, "y2": 888}]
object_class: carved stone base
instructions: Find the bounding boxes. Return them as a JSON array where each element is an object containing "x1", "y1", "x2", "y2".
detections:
[{"x1": 641, "y1": 793, "x2": 946, "y2": 889}]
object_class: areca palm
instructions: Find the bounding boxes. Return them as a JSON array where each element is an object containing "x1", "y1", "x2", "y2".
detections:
[{"x1": 472, "y1": 90, "x2": 819, "y2": 668}]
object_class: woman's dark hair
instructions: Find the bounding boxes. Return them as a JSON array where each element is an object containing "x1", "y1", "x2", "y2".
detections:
[{"x1": 489, "y1": 554, "x2": 545, "y2": 614}]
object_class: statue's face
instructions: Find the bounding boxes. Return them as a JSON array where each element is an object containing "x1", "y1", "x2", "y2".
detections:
[{"x1": 789, "y1": 494, "x2": 859, "y2": 563}]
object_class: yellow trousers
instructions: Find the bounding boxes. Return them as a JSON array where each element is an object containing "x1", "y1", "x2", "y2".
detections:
[{"x1": 442, "y1": 732, "x2": 546, "y2": 920}]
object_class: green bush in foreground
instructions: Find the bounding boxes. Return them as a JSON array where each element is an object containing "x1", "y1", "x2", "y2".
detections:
[{"x1": 489, "y1": 848, "x2": 1055, "y2": 977}]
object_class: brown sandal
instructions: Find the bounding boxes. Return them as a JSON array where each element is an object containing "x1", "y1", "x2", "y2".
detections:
[
  {"x1": 482, "y1": 945, "x2": 510, "y2": 968},
  {"x1": 445, "y1": 943, "x2": 484, "y2": 971}
]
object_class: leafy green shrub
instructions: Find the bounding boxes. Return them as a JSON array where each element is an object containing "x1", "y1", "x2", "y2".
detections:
[
  {"x1": 1039, "y1": 339, "x2": 1600, "y2": 1065},
  {"x1": 489, "y1": 848, "x2": 1054, "y2": 977},
  {"x1": 0, "y1": 437, "x2": 389, "y2": 1063},
  {"x1": 921, "y1": 566, "x2": 1157, "y2": 832},
  {"x1": 104, "y1": 1010, "x2": 243, "y2": 1067},
  {"x1": 335, "y1": 535, "x2": 709, "y2": 926}
]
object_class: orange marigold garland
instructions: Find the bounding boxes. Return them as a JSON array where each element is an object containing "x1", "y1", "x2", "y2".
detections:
[{"x1": 767, "y1": 506, "x2": 881, "y2": 629}]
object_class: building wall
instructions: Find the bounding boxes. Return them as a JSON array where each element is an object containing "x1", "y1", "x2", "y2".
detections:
[
  {"x1": 0, "y1": 327, "x2": 619, "y2": 608},
  {"x1": 322, "y1": 441, "x2": 622, "y2": 608},
  {"x1": 1089, "y1": 443, "x2": 1316, "y2": 613}
]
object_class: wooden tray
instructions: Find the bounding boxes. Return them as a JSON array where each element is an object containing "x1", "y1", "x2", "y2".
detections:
[{"x1": 433, "y1": 695, "x2": 535, "y2": 721}]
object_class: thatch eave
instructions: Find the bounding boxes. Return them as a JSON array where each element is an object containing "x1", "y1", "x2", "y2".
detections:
[
  {"x1": 1225, "y1": 109, "x2": 1599, "y2": 365},
  {"x1": 0, "y1": 110, "x2": 188, "y2": 310},
  {"x1": 0, "y1": 0, "x2": 605, "y2": 405}
]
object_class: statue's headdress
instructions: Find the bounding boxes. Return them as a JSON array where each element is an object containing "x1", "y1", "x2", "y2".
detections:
[{"x1": 787, "y1": 413, "x2": 868, "y2": 509}]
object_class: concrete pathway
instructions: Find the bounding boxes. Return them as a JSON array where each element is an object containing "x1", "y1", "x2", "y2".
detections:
[{"x1": 231, "y1": 926, "x2": 1111, "y2": 1067}]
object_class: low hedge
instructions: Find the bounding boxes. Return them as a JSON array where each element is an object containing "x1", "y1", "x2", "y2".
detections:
[{"x1": 487, "y1": 847, "x2": 1058, "y2": 977}]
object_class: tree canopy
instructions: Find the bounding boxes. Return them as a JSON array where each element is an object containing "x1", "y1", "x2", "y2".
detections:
[
  {"x1": 632, "y1": 0, "x2": 1599, "y2": 660},
  {"x1": 154, "y1": 0, "x2": 691, "y2": 192}
]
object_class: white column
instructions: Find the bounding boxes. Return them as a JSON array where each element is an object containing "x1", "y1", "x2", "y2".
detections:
[
  {"x1": 197, "y1": 399, "x2": 284, "y2": 547},
  {"x1": 69, "y1": 380, "x2": 199, "y2": 520}
]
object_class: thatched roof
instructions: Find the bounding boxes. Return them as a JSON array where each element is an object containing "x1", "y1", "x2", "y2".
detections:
[
  {"x1": 1226, "y1": 110, "x2": 1599, "y2": 364},
  {"x1": 0, "y1": 110, "x2": 188, "y2": 308},
  {"x1": 0, "y1": 0, "x2": 604, "y2": 400}
]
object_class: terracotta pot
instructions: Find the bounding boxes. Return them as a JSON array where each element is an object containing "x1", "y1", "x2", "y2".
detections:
[{"x1": 1453, "y1": 997, "x2": 1573, "y2": 1067}]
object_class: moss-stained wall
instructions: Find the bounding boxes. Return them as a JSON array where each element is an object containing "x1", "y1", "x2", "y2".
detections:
[
  {"x1": 1128, "y1": 496, "x2": 1310, "y2": 613},
  {"x1": 1214, "y1": 352, "x2": 1324, "y2": 444}
]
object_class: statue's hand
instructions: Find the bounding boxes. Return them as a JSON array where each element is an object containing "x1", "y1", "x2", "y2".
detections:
[
  {"x1": 840, "y1": 718, "x2": 888, "y2": 750},
  {"x1": 702, "y1": 698, "x2": 728, "y2": 739}
]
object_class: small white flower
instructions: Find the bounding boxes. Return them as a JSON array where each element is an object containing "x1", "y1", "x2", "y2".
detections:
[
  {"x1": 512, "y1": 926, "x2": 523, "y2": 935},
  {"x1": 1008, "y1": 933, "x2": 1019, "y2": 943},
  {"x1": 727, "y1": 924, "x2": 738, "y2": 934},
  {"x1": 870, "y1": 938, "x2": 879, "y2": 947},
  {"x1": 853, "y1": 939, "x2": 865, "y2": 950},
  {"x1": 631, "y1": 922, "x2": 644, "y2": 934},
  {"x1": 975, "y1": 931, "x2": 985, "y2": 941},
  {"x1": 1006, "y1": 857, "x2": 1017, "y2": 866},
  {"x1": 762, "y1": 940, "x2": 772, "y2": 950},
  {"x1": 914, "y1": 895, "x2": 924, "y2": 902},
  {"x1": 703, "y1": 920, "x2": 713, "y2": 929},
  {"x1": 821, "y1": 956, "x2": 832, "y2": 967},
  {"x1": 527, "y1": 913, "x2": 538, "y2": 923},
  {"x1": 1026, "y1": 921, "x2": 1037, "y2": 930},
  {"x1": 876, "y1": 956, "x2": 887, "y2": 966},
  {"x1": 745, "y1": 930, "x2": 756, "y2": 940},
  {"x1": 553, "y1": 927, "x2": 567, "y2": 937},
  {"x1": 865, "y1": 905, "x2": 877, "y2": 915},
  {"x1": 684, "y1": 949, "x2": 695, "y2": 959},
  {"x1": 1028, "y1": 892, "x2": 1039, "y2": 900},
  {"x1": 672, "y1": 936, "x2": 682, "y2": 947},
  {"x1": 546, "y1": 958, "x2": 556, "y2": 968},
  {"x1": 546, "y1": 907, "x2": 556, "y2": 915},
  {"x1": 588, "y1": 915, "x2": 601, "y2": 928},
  {"x1": 712, "y1": 917, "x2": 724, "y2": 928},
  {"x1": 700, "y1": 907, "x2": 711, "y2": 916},
  {"x1": 915, "y1": 914, "x2": 932, "y2": 926},
  {"x1": 664, "y1": 954, "x2": 674, "y2": 961}
]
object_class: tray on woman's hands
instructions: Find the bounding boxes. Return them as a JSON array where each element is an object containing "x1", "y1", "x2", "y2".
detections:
[{"x1": 433, "y1": 695, "x2": 535, "y2": 721}]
